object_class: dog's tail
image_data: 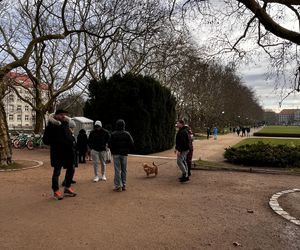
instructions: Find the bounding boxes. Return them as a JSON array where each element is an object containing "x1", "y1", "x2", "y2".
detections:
[{"x1": 152, "y1": 162, "x2": 157, "y2": 167}]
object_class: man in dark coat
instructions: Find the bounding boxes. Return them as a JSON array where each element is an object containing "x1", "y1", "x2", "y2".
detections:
[
  {"x1": 175, "y1": 120, "x2": 190, "y2": 183},
  {"x1": 43, "y1": 109, "x2": 76, "y2": 200},
  {"x1": 109, "y1": 119, "x2": 134, "y2": 192}
]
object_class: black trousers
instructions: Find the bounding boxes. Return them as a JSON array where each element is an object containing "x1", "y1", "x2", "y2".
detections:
[
  {"x1": 52, "y1": 165, "x2": 74, "y2": 192},
  {"x1": 78, "y1": 152, "x2": 86, "y2": 163}
]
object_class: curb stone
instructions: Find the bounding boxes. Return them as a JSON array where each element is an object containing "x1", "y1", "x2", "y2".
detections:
[
  {"x1": 0, "y1": 160, "x2": 43, "y2": 172},
  {"x1": 269, "y1": 189, "x2": 300, "y2": 226}
]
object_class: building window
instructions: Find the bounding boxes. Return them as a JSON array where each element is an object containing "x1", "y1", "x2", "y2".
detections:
[
  {"x1": 25, "y1": 115, "x2": 29, "y2": 121},
  {"x1": 9, "y1": 95, "x2": 14, "y2": 102},
  {"x1": 9, "y1": 105, "x2": 14, "y2": 112},
  {"x1": 25, "y1": 105, "x2": 29, "y2": 111},
  {"x1": 17, "y1": 115, "x2": 21, "y2": 121},
  {"x1": 32, "y1": 115, "x2": 36, "y2": 121},
  {"x1": 17, "y1": 105, "x2": 22, "y2": 111},
  {"x1": 9, "y1": 115, "x2": 13, "y2": 121},
  {"x1": 17, "y1": 97, "x2": 21, "y2": 102}
]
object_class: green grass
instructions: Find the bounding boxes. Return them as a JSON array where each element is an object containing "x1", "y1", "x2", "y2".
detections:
[
  {"x1": 234, "y1": 138, "x2": 300, "y2": 147},
  {"x1": 0, "y1": 162, "x2": 23, "y2": 170},
  {"x1": 257, "y1": 126, "x2": 300, "y2": 134}
]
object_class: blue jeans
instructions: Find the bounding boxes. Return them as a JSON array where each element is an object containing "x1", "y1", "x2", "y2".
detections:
[
  {"x1": 177, "y1": 150, "x2": 189, "y2": 177},
  {"x1": 113, "y1": 155, "x2": 127, "y2": 188}
]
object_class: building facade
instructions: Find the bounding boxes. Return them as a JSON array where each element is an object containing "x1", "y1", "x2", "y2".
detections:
[
  {"x1": 3, "y1": 72, "x2": 48, "y2": 131},
  {"x1": 278, "y1": 109, "x2": 300, "y2": 125}
]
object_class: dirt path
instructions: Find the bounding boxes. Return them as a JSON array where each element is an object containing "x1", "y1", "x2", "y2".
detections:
[{"x1": 0, "y1": 134, "x2": 299, "y2": 250}]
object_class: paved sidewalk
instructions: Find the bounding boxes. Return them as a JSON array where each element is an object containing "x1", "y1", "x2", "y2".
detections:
[{"x1": 151, "y1": 132, "x2": 246, "y2": 162}]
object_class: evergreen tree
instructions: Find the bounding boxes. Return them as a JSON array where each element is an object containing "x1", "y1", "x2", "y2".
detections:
[{"x1": 84, "y1": 74, "x2": 176, "y2": 154}]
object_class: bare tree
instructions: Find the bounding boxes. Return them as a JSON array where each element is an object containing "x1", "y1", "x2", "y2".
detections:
[{"x1": 0, "y1": 0, "x2": 177, "y2": 165}]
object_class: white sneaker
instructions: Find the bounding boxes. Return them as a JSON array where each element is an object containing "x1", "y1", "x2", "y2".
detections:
[
  {"x1": 93, "y1": 176, "x2": 100, "y2": 182},
  {"x1": 101, "y1": 175, "x2": 107, "y2": 181}
]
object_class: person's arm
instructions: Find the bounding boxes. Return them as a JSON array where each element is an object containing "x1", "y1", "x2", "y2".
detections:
[{"x1": 42, "y1": 125, "x2": 51, "y2": 145}]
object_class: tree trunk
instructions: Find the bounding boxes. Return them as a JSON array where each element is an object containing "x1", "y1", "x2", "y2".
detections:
[
  {"x1": 34, "y1": 109, "x2": 44, "y2": 134},
  {"x1": 0, "y1": 100, "x2": 12, "y2": 165}
]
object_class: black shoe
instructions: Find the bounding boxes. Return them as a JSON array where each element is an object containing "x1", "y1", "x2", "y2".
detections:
[
  {"x1": 71, "y1": 180, "x2": 76, "y2": 184},
  {"x1": 180, "y1": 176, "x2": 190, "y2": 183},
  {"x1": 188, "y1": 172, "x2": 191, "y2": 177},
  {"x1": 178, "y1": 175, "x2": 185, "y2": 180}
]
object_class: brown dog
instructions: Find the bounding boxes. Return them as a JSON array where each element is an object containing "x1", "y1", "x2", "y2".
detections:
[{"x1": 143, "y1": 162, "x2": 158, "y2": 177}]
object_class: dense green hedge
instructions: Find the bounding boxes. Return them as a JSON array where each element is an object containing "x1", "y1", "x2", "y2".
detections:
[
  {"x1": 84, "y1": 73, "x2": 176, "y2": 154},
  {"x1": 253, "y1": 132, "x2": 300, "y2": 137},
  {"x1": 224, "y1": 142, "x2": 300, "y2": 167}
]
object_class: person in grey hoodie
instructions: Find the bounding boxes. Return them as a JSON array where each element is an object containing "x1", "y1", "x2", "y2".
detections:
[{"x1": 109, "y1": 119, "x2": 134, "y2": 192}]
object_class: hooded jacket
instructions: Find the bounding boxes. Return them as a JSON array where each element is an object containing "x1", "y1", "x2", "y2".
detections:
[
  {"x1": 88, "y1": 127, "x2": 110, "y2": 152},
  {"x1": 109, "y1": 119, "x2": 134, "y2": 156},
  {"x1": 42, "y1": 113, "x2": 74, "y2": 168},
  {"x1": 175, "y1": 126, "x2": 190, "y2": 152}
]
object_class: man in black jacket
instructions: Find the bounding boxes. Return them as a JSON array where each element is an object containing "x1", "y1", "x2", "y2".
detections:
[
  {"x1": 175, "y1": 120, "x2": 190, "y2": 183},
  {"x1": 88, "y1": 120, "x2": 110, "y2": 182},
  {"x1": 109, "y1": 119, "x2": 134, "y2": 192},
  {"x1": 43, "y1": 110, "x2": 77, "y2": 200}
]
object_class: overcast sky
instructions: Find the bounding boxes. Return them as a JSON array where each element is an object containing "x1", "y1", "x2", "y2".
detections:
[
  {"x1": 239, "y1": 63, "x2": 300, "y2": 112},
  {"x1": 187, "y1": 0, "x2": 300, "y2": 113}
]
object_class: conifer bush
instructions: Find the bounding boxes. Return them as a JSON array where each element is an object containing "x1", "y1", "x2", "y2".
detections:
[{"x1": 84, "y1": 73, "x2": 176, "y2": 154}]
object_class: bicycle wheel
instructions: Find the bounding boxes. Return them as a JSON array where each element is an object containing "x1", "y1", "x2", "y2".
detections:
[
  {"x1": 13, "y1": 139, "x2": 21, "y2": 149},
  {"x1": 26, "y1": 140, "x2": 34, "y2": 150}
]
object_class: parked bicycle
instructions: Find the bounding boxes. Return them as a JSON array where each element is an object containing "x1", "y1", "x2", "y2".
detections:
[
  {"x1": 12, "y1": 133, "x2": 32, "y2": 149},
  {"x1": 26, "y1": 134, "x2": 44, "y2": 150}
]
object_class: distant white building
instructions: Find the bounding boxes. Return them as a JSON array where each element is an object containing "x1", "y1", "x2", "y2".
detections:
[
  {"x1": 278, "y1": 109, "x2": 300, "y2": 125},
  {"x1": 3, "y1": 72, "x2": 48, "y2": 131}
]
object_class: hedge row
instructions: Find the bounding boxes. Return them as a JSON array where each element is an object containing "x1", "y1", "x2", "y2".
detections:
[
  {"x1": 224, "y1": 142, "x2": 300, "y2": 168},
  {"x1": 253, "y1": 132, "x2": 300, "y2": 137}
]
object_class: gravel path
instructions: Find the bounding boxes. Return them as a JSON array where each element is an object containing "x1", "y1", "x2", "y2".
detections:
[{"x1": 0, "y1": 133, "x2": 299, "y2": 250}]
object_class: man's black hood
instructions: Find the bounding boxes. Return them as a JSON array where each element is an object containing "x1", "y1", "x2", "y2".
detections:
[{"x1": 115, "y1": 119, "x2": 125, "y2": 131}]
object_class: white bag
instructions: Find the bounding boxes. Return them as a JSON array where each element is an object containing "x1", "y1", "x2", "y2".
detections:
[{"x1": 105, "y1": 148, "x2": 112, "y2": 164}]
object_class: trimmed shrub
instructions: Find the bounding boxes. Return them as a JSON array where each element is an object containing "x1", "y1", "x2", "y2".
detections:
[
  {"x1": 224, "y1": 142, "x2": 300, "y2": 167},
  {"x1": 253, "y1": 132, "x2": 300, "y2": 137},
  {"x1": 84, "y1": 73, "x2": 176, "y2": 154}
]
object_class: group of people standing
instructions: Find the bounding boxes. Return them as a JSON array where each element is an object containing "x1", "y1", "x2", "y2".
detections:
[
  {"x1": 43, "y1": 109, "x2": 134, "y2": 200},
  {"x1": 43, "y1": 110, "x2": 194, "y2": 200},
  {"x1": 233, "y1": 126, "x2": 251, "y2": 137}
]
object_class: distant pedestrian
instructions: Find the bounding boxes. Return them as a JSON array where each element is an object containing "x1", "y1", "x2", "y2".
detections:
[
  {"x1": 109, "y1": 119, "x2": 134, "y2": 192},
  {"x1": 206, "y1": 127, "x2": 211, "y2": 140},
  {"x1": 88, "y1": 120, "x2": 110, "y2": 182},
  {"x1": 186, "y1": 125, "x2": 194, "y2": 177},
  {"x1": 237, "y1": 127, "x2": 241, "y2": 136},
  {"x1": 246, "y1": 127, "x2": 251, "y2": 137},
  {"x1": 241, "y1": 127, "x2": 246, "y2": 137},
  {"x1": 77, "y1": 129, "x2": 88, "y2": 163},
  {"x1": 213, "y1": 127, "x2": 218, "y2": 140},
  {"x1": 175, "y1": 120, "x2": 190, "y2": 183},
  {"x1": 42, "y1": 110, "x2": 77, "y2": 200}
]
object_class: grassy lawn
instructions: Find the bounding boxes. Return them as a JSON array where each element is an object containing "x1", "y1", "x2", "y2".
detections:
[
  {"x1": 257, "y1": 126, "x2": 300, "y2": 134},
  {"x1": 234, "y1": 137, "x2": 300, "y2": 147}
]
